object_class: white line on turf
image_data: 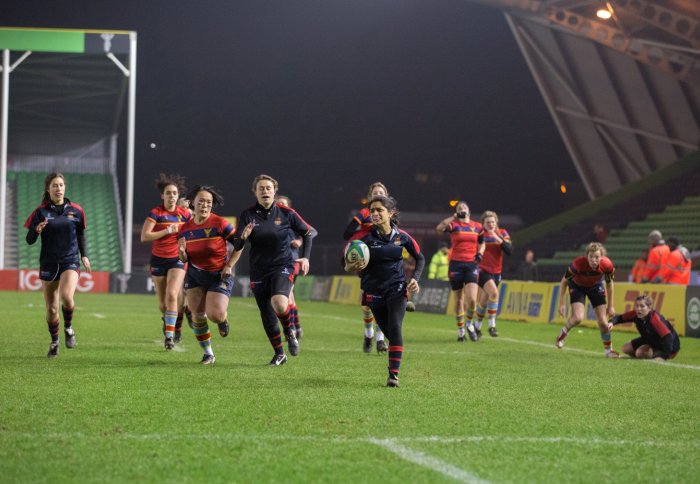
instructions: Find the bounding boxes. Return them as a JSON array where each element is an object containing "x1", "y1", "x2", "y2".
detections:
[
  {"x1": 303, "y1": 309, "x2": 700, "y2": 371},
  {"x1": 91, "y1": 313, "x2": 106, "y2": 319},
  {"x1": 369, "y1": 437, "x2": 489, "y2": 483},
  {"x1": 8, "y1": 431, "x2": 698, "y2": 448}
]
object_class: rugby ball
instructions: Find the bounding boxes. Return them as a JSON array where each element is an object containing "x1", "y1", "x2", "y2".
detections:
[{"x1": 344, "y1": 240, "x2": 370, "y2": 265}]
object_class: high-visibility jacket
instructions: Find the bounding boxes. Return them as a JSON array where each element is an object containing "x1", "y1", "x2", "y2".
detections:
[
  {"x1": 428, "y1": 249, "x2": 449, "y2": 281},
  {"x1": 643, "y1": 243, "x2": 670, "y2": 283},
  {"x1": 629, "y1": 257, "x2": 646, "y2": 284},
  {"x1": 660, "y1": 246, "x2": 691, "y2": 285}
]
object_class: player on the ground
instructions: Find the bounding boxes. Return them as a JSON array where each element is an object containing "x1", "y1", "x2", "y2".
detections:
[
  {"x1": 474, "y1": 210, "x2": 512, "y2": 338},
  {"x1": 555, "y1": 242, "x2": 619, "y2": 357},
  {"x1": 436, "y1": 202, "x2": 484, "y2": 342},
  {"x1": 25, "y1": 172, "x2": 91, "y2": 358},
  {"x1": 345, "y1": 195, "x2": 424, "y2": 387},
  {"x1": 609, "y1": 294, "x2": 680, "y2": 360},
  {"x1": 233, "y1": 175, "x2": 315, "y2": 366},
  {"x1": 178, "y1": 185, "x2": 246, "y2": 365},
  {"x1": 140, "y1": 173, "x2": 191, "y2": 350},
  {"x1": 275, "y1": 194, "x2": 318, "y2": 339}
]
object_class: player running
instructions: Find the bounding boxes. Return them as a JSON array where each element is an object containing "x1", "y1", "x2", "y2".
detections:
[
  {"x1": 233, "y1": 175, "x2": 315, "y2": 366},
  {"x1": 555, "y1": 242, "x2": 619, "y2": 357},
  {"x1": 275, "y1": 194, "x2": 318, "y2": 339},
  {"x1": 343, "y1": 182, "x2": 390, "y2": 354},
  {"x1": 474, "y1": 211, "x2": 512, "y2": 338},
  {"x1": 436, "y1": 202, "x2": 484, "y2": 342},
  {"x1": 140, "y1": 173, "x2": 191, "y2": 350},
  {"x1": 345, "y1": 195, "x2": 424, "y2": 387},
  {"x1": 25, "y1": 172, "x2": 91, "y2": 358},
  {"x1": 178, "y1": 185, "x2": 246, "y2": 365}
]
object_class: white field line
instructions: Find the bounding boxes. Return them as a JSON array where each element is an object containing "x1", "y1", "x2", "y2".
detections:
[
  {"x1": 300, "y1": 309, "x2": 700, "y2": 371},
  {"x1": 4, "y1": 431, "x2": 698, "y2": 449},
  {"x1": 91, "y1": 313, "x2": 106, "y2": 319},
  {"x1": 369, "y1": 437, "x2": 489, "y2": 483}
]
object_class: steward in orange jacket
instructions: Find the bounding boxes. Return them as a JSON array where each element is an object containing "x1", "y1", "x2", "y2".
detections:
[
  {"x1": 642, "y1": 230, "x2": 669, "y2": 283},
  {"x1": 660, "y1": 236, "x2": 691, "y2": 285}
]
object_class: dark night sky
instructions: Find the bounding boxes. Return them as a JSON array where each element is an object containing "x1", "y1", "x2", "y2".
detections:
[{"x1": 4, "y1": 0, "x2": 581, "y2": 246}]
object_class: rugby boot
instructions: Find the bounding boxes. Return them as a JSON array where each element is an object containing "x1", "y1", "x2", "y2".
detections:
[
  {"x1": 164, "y1": 337, "x2": 175, "y2": 351},
  {"x1": 64, "y1": 327, "x2": 76, "y2": 348},
  {"x1": 47, "y1": 342, "x2": 59, "y2": 358},
  {"x1": 269, "y1": 353, "x2": 288, "y2": 367},
  {"x1": 386, "y1": 372, "x2": 400, "y2": 388},
  {"x1": 363, "y1": 336, "x2": 373, "y2": 353},
  {"x1": 285, "y1": 330, "x2": 300, "y2": 356}
]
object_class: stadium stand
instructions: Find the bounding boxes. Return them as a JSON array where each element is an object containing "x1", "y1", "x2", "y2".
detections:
[
  {"x1": 508, "y1": 152, "x2": 700, "y2": 282},
  {"x1": 15, "y1": 171, "x2": 123, "y2": 272}
]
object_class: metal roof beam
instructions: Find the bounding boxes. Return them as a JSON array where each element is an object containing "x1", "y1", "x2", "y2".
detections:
[
  {"x1": 555, "y1": 106, "x2": 699, "y2": 150},
  {"x1": 543, "y1": 7, "x2": 700, "y2": 84},
  {"x1": 611, "y1": 0, "x2": 700, "y2": 49}
]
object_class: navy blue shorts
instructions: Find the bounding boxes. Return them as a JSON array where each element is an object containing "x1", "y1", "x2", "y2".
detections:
[
  {"x1": 568, "y1": 281, "x2": 606, "y2": 308},
  {"x1": 448, "y1": 260, "x2": 479, "y2": 291},
  {"x1": 250, "y1": 264, "x2": 296, "y2": 298},
  {"x1": 185, "y1": 265, "x2": 233, "y2": 296},
  {"x1": 39, "y1": 261, "x2": 80, "y2": 282},
  {"x1": 150, "y1": 255, "x2": 185, "y2": 277},
  {"x1": 478, "y1": 269, "x2": 502, "y2": 288}
]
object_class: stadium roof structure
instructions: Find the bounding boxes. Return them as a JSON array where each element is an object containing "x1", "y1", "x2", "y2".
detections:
[
  {"x1": 0, "y1": 27, "x2": 137, "y2": 272},
  {"x1": 465, "y1": 0, "x2": 700, "y2": 199}
]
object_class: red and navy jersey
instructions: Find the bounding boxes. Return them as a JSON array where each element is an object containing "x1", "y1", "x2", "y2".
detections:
[
  {"x1": 343, "y1": 207, "x2": 372, "y2": 241},
  {"x1": 237, "y1": 203, "x2": 314, "y2": 278},
  {"x1": 178, "y1": 213, "x2": 235, "y2": 271},
  {"x1": 24, "y1": 199, "x2": 87, "y2": 265},
  {"x1": 480, "y1": 228, "x2": 511, "y2": 274},
  {"x1": 565, "y1": 256, "x2": 615, "y2": 287},
  {"x1": 357, "y1": 225, "x2": 425, "y2": 294},
  {"x1": 146, "y1": 205, "x2": 192, "y2": 258},
  {"x1": 613, "y1": 309, "x2": 680, "y2": 358},
  {"x1": 444, "y1": 220, "x2": 483, "y2": 263}
]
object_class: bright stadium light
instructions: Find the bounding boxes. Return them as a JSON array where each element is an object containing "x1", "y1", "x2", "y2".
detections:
[
  {"x1": 449, "y1": 200, "x2": 459, "y2": 207},
  {"x1": 560, "y1": 183, "x2": 568, "y2": 194},
  {"x1": 596, "y1": 8, "x2": 612, "y2": 20}
]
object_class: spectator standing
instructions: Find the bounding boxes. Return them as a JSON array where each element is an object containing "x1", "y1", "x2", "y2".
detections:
[
  {"x1": 518, "y1": 249, "x2": 538, "y2": 281},
  {"x1": 428, "y1": 241, "x2": 450, "y2": 281},
  {"x1": 642, "y1": 230, "x2": 670, "y2": 283},
  {"x1": 629, "y1": 250, "x2": 648, "y2": 284},
  {"x1": 660, "y1": 236, "x2": 691, "y2": 285}
]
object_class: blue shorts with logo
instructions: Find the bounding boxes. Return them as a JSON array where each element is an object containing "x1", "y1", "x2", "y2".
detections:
[
  {"x1": 150, "y1": 255, "x2": 185, "y2": 277},
  {"x1": 39, "y1": 261, "x2": 81, "y2": 282},
  {"x1": 478, "y1": 269, "x2": 502, "y2": 288},
  {"x1": 568, "y1": 280, "x2": 606, "y2": 308},
  {"x1": 448, "y1": 260, "x2": 479, "y2": 290},
  {"x1": 185, "y1": 264, "x2": 233, "y2": 296},
  {"x1": 250, "y1": 264, "x2": 296, "y2": 298}
]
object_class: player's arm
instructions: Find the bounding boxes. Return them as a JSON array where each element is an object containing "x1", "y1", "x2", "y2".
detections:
[
  {"x1": 558, "y1": 271, "x2": 572, "y2": 317},
  {"x1": 76, "y1": 221, "x2": 91, "y2": 273},
  {"x1": 343, "y1": 218, "x2": 360, "y2": 241},
  {"x1": 140, "y1": 217, "x2": 177, "y2": 242},
  {"x1": 475, "y1": 231, "x2": 485, "y2": 263},
  {"x1": 605, "y1": 271, "x2": 615, "y2": 318},
  {"x1": 25, "y1": 211, "x2": 46, "y2": 245},
  {"x1": 501, "y1": 232, "x2": 513, "y2": 256},
  {"x1": 436, "y1": 215, "x2": 455, "y2": 233}
]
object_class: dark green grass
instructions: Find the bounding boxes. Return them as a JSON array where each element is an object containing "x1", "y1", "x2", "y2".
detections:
[{"x1": 1, "y1": 292, "x2": 699, "y2": 483}]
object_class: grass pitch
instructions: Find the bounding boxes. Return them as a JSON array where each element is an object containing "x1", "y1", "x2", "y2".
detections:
[{"x1": 1, "y1": 291, "x2": 699, "y2": 483}]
